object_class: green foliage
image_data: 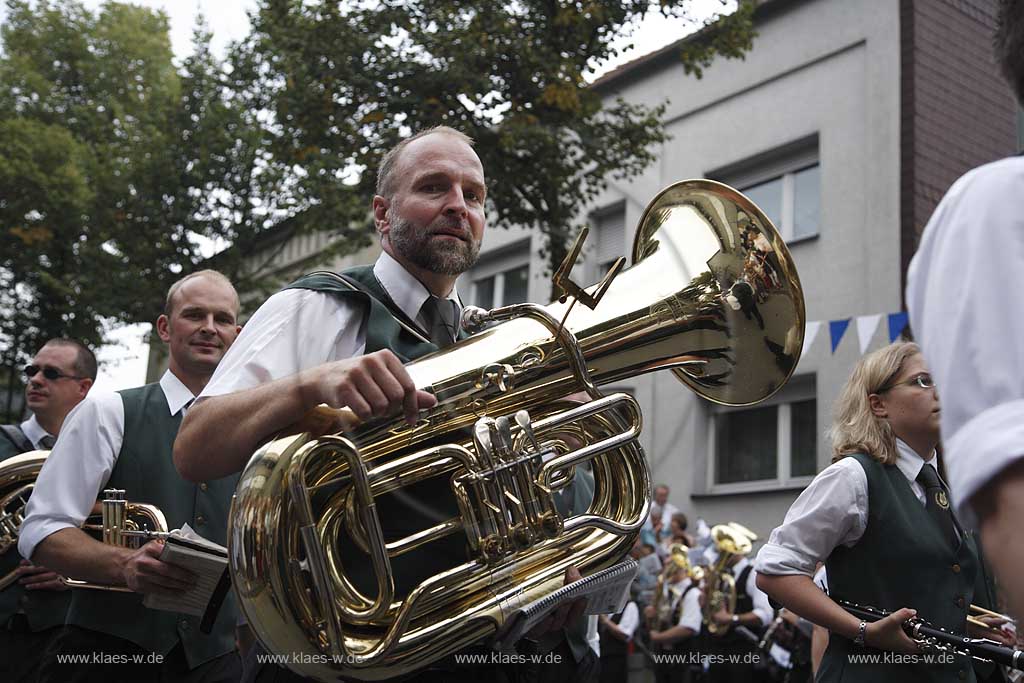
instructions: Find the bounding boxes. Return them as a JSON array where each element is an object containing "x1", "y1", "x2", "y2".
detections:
[
  {"x1": 0, "y1": 0, "x2": 263, "y2": 380},
  {"x1": 234, "y1": 0, "x2": 756, "y2": 288}
]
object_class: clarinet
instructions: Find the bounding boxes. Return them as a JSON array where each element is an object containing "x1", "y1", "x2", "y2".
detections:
[{"x1": 839, "y1": 600, "x2": 1024, "y2": 671}]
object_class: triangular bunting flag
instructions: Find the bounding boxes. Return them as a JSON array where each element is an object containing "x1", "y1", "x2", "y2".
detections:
[
  {"x1": 887, "y1": 312, "x2": 909, "y2": 342},
  {"x1": 856, "y1": 314, "x2": 882, "y2": 355},
  {"x1": 802, "y1": 321, "x2": 821, "y2": 358},
  {"x1": 829, "y1": 318, "x2": 851, "y2": 354}
]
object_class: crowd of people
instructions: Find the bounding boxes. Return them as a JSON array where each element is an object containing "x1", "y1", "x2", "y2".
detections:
[{"x1": 2, "y1": 2, "x2": 1023, "y2": 682}]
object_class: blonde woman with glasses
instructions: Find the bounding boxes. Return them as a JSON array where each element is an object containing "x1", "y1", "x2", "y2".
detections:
[{"x1": 753, "y1": 341, "x2": 1002, "y2": 682}]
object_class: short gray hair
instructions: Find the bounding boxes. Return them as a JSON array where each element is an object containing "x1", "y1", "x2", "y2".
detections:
[{"x1": 375, "y1": 126, "x2": 474, "y2": 199}]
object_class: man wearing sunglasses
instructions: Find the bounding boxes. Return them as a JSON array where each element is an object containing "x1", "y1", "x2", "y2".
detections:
[
  {"x1": 1, "y1": 339, "x2": 96, "y2": 458},
  {"x1": 1, "y1": 338, "x2": 96, "y2": 683},
  {"x1": 18, "y1": 270, "x2": 244, "y2": 683}
]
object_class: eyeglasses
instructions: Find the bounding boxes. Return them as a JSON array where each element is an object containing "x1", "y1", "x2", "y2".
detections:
[
  {"x1": 878, "y1": 374, "x2": 935, "y2": 392},
  {"x1": 23, "y1": 364, "x2": 84, "y2": 382}
]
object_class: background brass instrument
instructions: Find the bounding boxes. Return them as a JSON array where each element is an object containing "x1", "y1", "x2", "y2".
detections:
[
  {"x1": 0, "y1": 450, "x2": 168, "y2": 591},
  {"x1": 702, "y1": 522, "x2": 758, "y2": 634},
  {"x1": 228, "y1": 179, "x2": 806, "y2": 680},
  {"x1": 649, "y1": 543, "x2": 695, "y2": 631}
]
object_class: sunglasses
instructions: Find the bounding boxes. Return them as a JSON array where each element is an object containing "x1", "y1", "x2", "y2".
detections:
[
  {"x1": 24, "y1": 364, "x2": 85, "y2": 382},
  {"x1": 878, "y1": 373, "x2": 935, "y2": 393}
]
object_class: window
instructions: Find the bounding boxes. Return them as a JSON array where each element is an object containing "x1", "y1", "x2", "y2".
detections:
[
  {"x1": 473, "y1": 264, "x2": 529, "y2": 308},
  {"x1": 708, "y1": 374, "x2": 818, "y2": 489},
  {"x1": 589, "y1": 203, "x2": 626, "y2": 283},
  {"x1": 710, "y1": 136, "x2": 820, "y2": 243}
]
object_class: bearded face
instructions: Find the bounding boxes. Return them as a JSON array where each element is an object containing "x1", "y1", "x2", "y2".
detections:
[{"x1": 387, "y1": 209, "x2": 482, "y2": 276}]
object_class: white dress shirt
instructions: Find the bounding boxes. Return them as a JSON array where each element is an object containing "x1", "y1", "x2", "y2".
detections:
[
  {"x1": 730, "y1": 556, "x2": 774, "y2": 628},
  {"x1": 615, "y1": 602, "x2": 640, "y2": 639},
  {"x1": 20, "y1": 414, "x2": 55, "y2": 450},
  {"x1": 18, "y1": 371, "x2": 195, "y2": 560},
  {"x1": 670, "y1": 577, "x2": 703, "y2": 632},
  {"x1": 907, "y1": 156, "x2": 1024, "y2": 524},
  {"x1": 755, "y1": 439, "x2": 948, "y2": 578},
  {"x1": 200, "y1": 251, "x2": 463, "y2": 400}
]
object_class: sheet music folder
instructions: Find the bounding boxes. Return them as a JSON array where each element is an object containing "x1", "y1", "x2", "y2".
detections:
[
  {"x1": 142, "y1": 524, "x2": 229, "y2": 618},
  {"x1": 491, "y1": 559, "x2": 638, "y2": 652}
]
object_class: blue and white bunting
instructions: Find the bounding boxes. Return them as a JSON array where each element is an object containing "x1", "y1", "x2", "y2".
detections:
[
  {"x1": 829, "y1": 318, "x2": 851, "y2": 354},
  {"x1": 856, "y1": 314, "x2": 882, "y2": 355}
]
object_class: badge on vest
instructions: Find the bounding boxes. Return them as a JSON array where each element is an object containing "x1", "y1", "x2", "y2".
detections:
[{"x1": 936, "y1": 490, "x2": 950, "y2": 509}]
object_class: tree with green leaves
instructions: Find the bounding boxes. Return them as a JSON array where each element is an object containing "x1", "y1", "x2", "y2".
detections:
[
  {"x1": 0, "y1": 0, "x2": 263, "y2": 418},
  {"x1": 232, "y1": 0, "x2": 756, "y2": 287}
]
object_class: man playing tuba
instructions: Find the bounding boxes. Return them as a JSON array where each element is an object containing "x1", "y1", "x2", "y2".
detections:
[{"x1": 174, "y1": 127, "x2": 597, "y2": 683}]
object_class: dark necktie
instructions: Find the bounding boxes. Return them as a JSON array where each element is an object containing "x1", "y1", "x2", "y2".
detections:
[
  {"x1": 421, "y1": 296, "x2": 457, "y2": 349},
  {"x1": 39, "y1": 434, "x2": 56, "y2": 449},
  {"x1": 917, "y1": 463, "x2": 958, "y2": 549}
]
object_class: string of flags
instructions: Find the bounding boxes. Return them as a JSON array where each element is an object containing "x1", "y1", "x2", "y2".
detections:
[{"x1": 801, "y1": 311, "x2": 909, "y2": 358}]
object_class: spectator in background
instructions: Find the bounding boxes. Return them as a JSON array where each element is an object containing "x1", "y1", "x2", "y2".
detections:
[{"x1": 647, "y1": 483, "x2": 679, "y2": 540}]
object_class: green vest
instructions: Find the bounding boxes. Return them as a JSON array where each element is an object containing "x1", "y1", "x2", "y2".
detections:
[
  {"x1": 285, "y1": 266, "x2": 443, "y2": 360},
  {"x1": 819, "y1": 453, "x2": 978, "y2": 683},
  {"x1": 286, "y1": 267, "x2": 594, "y2": 663},
  {"x1": 1, "y1": 438, "x2": 71, "y2": 632},
  {"x1": 65, "y1": 383, "x2": 239, "y2": 668}
]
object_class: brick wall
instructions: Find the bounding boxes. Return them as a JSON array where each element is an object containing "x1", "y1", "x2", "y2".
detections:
[{"x1": 900, "y1": 0, "x2": 1019, "y2": 293}]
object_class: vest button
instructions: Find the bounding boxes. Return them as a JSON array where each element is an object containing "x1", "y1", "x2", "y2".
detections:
[
  {"x1": 200, "y1": 483, "x2": 209, "y2": 492},
  {"x1": 179, "y1": 619, "x2": 190, "y2": 631},
  {"x1": 959, "y1": 670, "x2": 967, "y2": 680},
  {"x1": 955, "y1": 596, "x2": 965, "y2": 608},
  {"x1": 196, "y1": 515, "x2": 206, "y2": 526},
  {"x1": 951, "y1": 564, "x2": 961, "y2": 573}
]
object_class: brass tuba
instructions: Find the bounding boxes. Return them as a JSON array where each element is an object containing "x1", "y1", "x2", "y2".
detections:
[
  {"x1": 702, "y1": 522, "x2": 758, "y2": 634},
  {"x1": 228, "y1": 179, "x2": 806, "y2": 681},
  {"x1": 0, "y1": 450, "x2": 168, "y2": 591}
]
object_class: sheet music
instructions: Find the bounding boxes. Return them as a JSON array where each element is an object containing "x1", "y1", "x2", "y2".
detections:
[
  {"x1": 491, "y1": 560, "x2": 637, "y2": 652},
  {"x1": 142, "y1": 524, "x2": 228, "y2": 617}
]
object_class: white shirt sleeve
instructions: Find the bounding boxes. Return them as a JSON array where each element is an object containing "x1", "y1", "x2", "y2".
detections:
[
  {"x1": 18, "y1": 391, "x2": 125, "y2": 560},
  {"x1": 200, "y1": 288, "x2": 367, "y2": 398},
  {"x1": 616, "y1": 602, "x2": 640, "y2": 639},
  {"x1": 746, "y1": 567, "x2": 774, "y2": 628},
  {"x1": 677, "y1": 586, "x2": 703, "y2": 633},
  {"x1": 813, "y1": 565, "x2": 828, "y2": 592},
  {"x1": 907, "y1": 157, "x2": 1024, "y2": 523},
  {"x1": 754, "y1": 457, "x2": 868, "y2": 577}
]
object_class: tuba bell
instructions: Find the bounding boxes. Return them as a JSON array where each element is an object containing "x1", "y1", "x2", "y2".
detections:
[
  {"x1": 0, "y1": 450, "x2": 168, "y2": 592},
  {"x1": 228, "y1": 179, "x2": 806, "y2": 681}
]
